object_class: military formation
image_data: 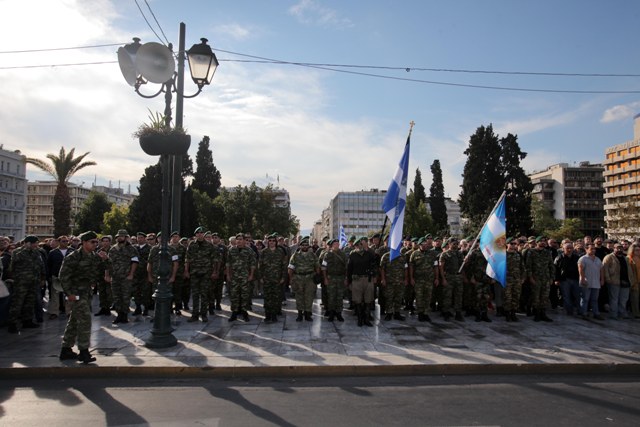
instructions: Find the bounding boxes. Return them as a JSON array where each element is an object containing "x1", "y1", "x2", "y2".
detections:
[{"x1": 2, "y1": 229, "x2": 640, "y2": 365}]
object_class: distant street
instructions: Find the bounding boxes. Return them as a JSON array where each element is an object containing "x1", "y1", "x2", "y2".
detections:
[{"x1": 1, "y1": 375, "x2": 639, "y2": 426}]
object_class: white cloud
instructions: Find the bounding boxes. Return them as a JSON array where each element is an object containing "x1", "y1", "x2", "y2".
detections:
[
  {"x1": 601, "y1": 102, "x2": 640, "y2": 123},
  {"x1": 215, "y1": 23, "x2": 253, "y2": 41},
  {"x1": 288, "y1": 0, "x2": 353, "y2": 28}
]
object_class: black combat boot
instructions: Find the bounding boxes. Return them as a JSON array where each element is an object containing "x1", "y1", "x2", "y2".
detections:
[
  {"x1": 481, "y1": 311, "x2": 492, "y2": 322},
  {"x1": 496, "y1": 306, "x2": 504, "y2": 317},
  {"x1": 511, "y1": 311, "x2": 519, "y2": 322},
  {"x1": 187, "y1": 314, "x2": 199, "y2": 322},
  {"x1": 22, "y1": 321, "x2": 39, "y2": 328},
  {"x1": 228, "y1": 312, "x2": 238, "y2": 322},
  {"x1": 59, "y1": 347, "x2": 78, "y2": 360},
  {"x1": 133, "y1": 304, "x2": 142, "y2": 315},
  {"x1": 272, "y1": 314, "x2": 278, "y2": 323},
  {"x1": 356, "y1": 305, "x2": 363, "y2": 327},
  {"x1": 304, "y1": 311, "x2": 313, "y2": 321},
  {"x1": 455, "y1": 311, "x2": 464, "y2": 322},
  {"x1": 418, "y1": 313, "x2": 426, "y2": 322},
  {"x1": 393, "y1": 312, "x2": 406, "y2": 321},
  {"x1": 384, "y1": 313, "x2": 393, "y2": 321},
  {"x1": 540, "y1": 309, "x2": 553, "y2": 322},
  {"x1": 201, "y1": 314, "x2": 208, "y2": 322},
  {"x1": 77, "y1": 349, "x2": 96, "y2": 364},
  {"x1": 328, "y1": 311, "x2": 335, "y2": 321},
  {"x1": 362, "y1": 304, "x2": 373, "y2": 327},
  {"x1": 336, "y1": 311, "x2": 344, "y2": 322},
  {"x1": 533, "y1": 309, "x2": 541, "y2": 322},
  {"x1": 296, "y1": 311, "x2": 303, "y2": 322},
  {"x1": 242, "y1": 311, "x2": 250, "y2": 322},
  {"x1": 7, "y1": 323, "x2": 18, "y2": 333}
]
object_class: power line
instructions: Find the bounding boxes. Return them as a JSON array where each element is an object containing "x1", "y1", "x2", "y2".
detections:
[
  {"x1": 144, "y1": 0, "x2": 170, "y2": 46},
  {"x1": 133, "y1": 0, "x2": 165, "y2": 45},
  {"x1": 0, "y1": 61, "x2": 118, "y2": 70},
  {"x1": 0, "y1": 43, "x2": 127, "y2": 54}
]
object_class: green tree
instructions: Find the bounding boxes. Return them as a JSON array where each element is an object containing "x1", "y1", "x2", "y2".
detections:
[
  {"x1": 26, "y1": 147, "x2": 96, "y2": 236},
  {"x1": 412, "y1": 168, "x2": 427, "y2": 208},
  {"x1": 546, "y1": 218, "x2": 583, "y2": 241},
  {"x1": 460, "y1": 125, "x2": 503, "y2": 229},
  {"x1": 103, "y1": 204, "x2": 130, "y2": 236},
  {"x1": 501, "y1": 133, "x2": 533, "y2": 236},
  {"x1": 429, "y1": 159, "x2": 449, "y2": 235},
  {"x1": 192, "y1": 188, "x2": 227, "y2": 235},
  {"x1": 404, "y1": 191, "x2": 434, "y2": 237},
  {"x1": 74, "y1": 191, "x2": 113, "y2": 234},
  {"x1": 192, "y1": 136, "x2": 222, "y2": 199},
  {"x1": 531, "y1": 197, "x2": 559, "y2": 235},
  {"x1": 128, "y1": 162, "x2": 163, "y2": 233}
]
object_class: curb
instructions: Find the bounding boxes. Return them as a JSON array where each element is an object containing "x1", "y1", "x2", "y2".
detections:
[{"x1": 2, "y1": 363, "x2": 639, "y2": 379}]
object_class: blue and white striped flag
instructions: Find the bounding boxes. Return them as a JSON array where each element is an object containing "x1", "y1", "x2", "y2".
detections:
[
  {"x1": 479, "y1": 192, "x2": 507, "y2": 287},
  {"x1": 381, "y1": 135, "x2": 410, "y2": 261},
  {"x1": 339, "y1": 224, "x2": 347, "y2": 249}
]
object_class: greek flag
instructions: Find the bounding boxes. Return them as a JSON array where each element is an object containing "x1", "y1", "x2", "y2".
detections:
[
  {"x1": 381, "y1": 135, "x2": 410, "y2": 261},
  {"x1": 339, "y1": 224, "x2": 347, "y2": 249},
  {"x1": 479, "y1": 192, "x2": 507, "y2": 287}
]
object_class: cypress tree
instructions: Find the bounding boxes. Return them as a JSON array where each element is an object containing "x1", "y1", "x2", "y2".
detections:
[{"x1": 429, "y1": 159, "x2": 449, "y2": 235}]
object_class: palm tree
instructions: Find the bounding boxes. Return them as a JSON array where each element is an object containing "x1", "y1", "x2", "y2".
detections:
[{"x1": 27, "y1": 147, "x2": 96, "y2": 236}]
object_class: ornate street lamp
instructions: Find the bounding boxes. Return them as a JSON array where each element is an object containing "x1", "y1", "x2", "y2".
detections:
[{"x1": 118, "y1": 22, "x2": 218, "y2": 348}]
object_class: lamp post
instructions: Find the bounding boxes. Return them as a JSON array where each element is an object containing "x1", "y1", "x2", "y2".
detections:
[{"x1": 118, "y1": 22, "x2": 218, "y2": 348}]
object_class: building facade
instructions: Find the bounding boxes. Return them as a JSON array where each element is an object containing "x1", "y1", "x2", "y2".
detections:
[
  {"x1": 318, "y1": 189, "x2": 388, "y2": 241},
  {"x1": 603, "y1": 114, "x2": 640, "y2": 239},
  {"x1": 0, "y1": 146, "x2": 27, "y2": 240},
  {"x1": 26, "y1": 182, "x2": 135, "y2": 238},
  {"x1": 529, "y1": 161, "x2": 605, "y2": 237}
]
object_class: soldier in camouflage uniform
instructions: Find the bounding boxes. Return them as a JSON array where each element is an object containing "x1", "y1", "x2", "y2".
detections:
[
  {"x1": 108, "y1": 229, "x2": 140, "y2": 324},
  {"x1": 288, "y1": 236, "x2": 320, "y2": 322},
  {"x1": 342, "y1": 235, "x2": 357, "y2": 309},
  {"x1": 94, "y1": 235, "x2": 113, "y2": 316},
  {"x1": 464, "y1": 243, "x2": 493, "y2": 322},
  {"x1": 526, "y1": 236, "x2": 555, "y2": 322},
  {"x1": 133, "y1": 231, "x2": 152, "y2": 316},
  {"x1": 402, "y1": 237, "x2": 418, "y2": 313},
  {"x1": 209, "y1": 233, "x2": 227, "y2": 313},
  {"x1": 226, "y1": 233, "x2": 256, "y2": 322},
  {"x1": 168, "y1": 231, "x2": 187, "y2": 315},
  {"x1": 7, "y1": 235, "x2": 44, "y2": 333},
  {"x1": 259, "y1": 233, "x2": 287, "y2": 323},
  {"x1": 185, "y1": 227, "x2": 219, "y2": 322},
  {"x1": 505, "y1": 237, "x2": 524, "y2": 321},
  {"x1": 409, "y1": 235, "x2": 439, "y2": 322},
  {"x1": 59, "y1": 231, "x2": 108, "y2": 364},
  {"x1": 380, "y1": 240, "x2": 408, "y2": 321},
  {"x1": 321, "y1": 239, "x2": 348, "y2": 321},
  {"x1": 439, "y1": 238, "x2": 465, "y2": 321}
]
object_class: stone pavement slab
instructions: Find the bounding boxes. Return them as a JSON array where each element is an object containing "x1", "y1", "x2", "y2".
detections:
[{"x1": 1, "y1": 296, "x2": 640, "y2": 377}]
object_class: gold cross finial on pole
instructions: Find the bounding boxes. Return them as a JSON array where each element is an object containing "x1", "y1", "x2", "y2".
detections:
[{"x1": 409, "y1": 120, "x2": 415, "y2": 136}]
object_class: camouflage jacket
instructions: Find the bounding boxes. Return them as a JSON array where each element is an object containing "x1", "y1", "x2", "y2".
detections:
[
  {"x1": 148, "y1": 244, "x2": 178, "y2": 278},
  {"x1": 321, "y1": 249, "x2": 347, "y2": 277},
  {"x1": 289, "y1": 250, "x2": 319, "y2": 275},
  {"x1": 10, "y1": 246, "x2": 44, "y2": 281},
  {"x1": 440, "y1": 249, "x2": 464, "y2": 276},
  {"x1": 60, "y1": 249, "x2": 106, "y2": 297},
  {"x1": 227, "y1": 246, "x2": 257, "y2": 279},
  {"x1": 108, "y1": 243, "x2": 140, "y2": 280},
  {"x1": 169, "y1": 243, "x2": 186, "y2": 276},
  {"x1": 186, "y1": 240, "x2": 218, "y2": 275},
  {"x1": 380, "y1": 251, "x2": 407, "y2": 285},
  {"x1": 134, "y1": 243, "x2": 151, "y2": 281},
  {"x1": 410, "y1": 248, "x2": 438, "y2": 280},
  {"x1": 506, "y1": 250, "x2": 524, "y2": 285},
  {"x1": 526, "y1": 248, "x2": 555, "y2": 283},
  {"x1": 259, "y1": 247, "x2": 287, "y2": 282}
]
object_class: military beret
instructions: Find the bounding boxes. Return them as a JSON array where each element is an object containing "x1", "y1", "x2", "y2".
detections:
[
  {"x1": 170, "y1": 231, "x2": 179, "y2": 237},
  {"x1": 24, "y1": 235, "x2": 39, "y2": 244},
  {"x1": 156, "y1": 232, "x2": 162, "y2": 237},
  {"x1": 349, "y1": 235, "x2": 357, "y2": 242},
  {"x1": 116, "y1": 229, "x2": 129, "y2": 237},
  {"x1": 194, "y1": 226, "x2": 205, "y2": 234},
  {"x1": 424, "y1": 234, "x2": 433, "y2": 239},
  {"x1": 235, "y1": 233, "x2": 245, "y2": 239},
  {"x1": 354, "y1": 237, "x2": 366, "y2": 245},
  {"x1": 535, "y1": 236, "x2": 545, "y2": 243},
  {"x1": 506, "y1": 237, "x2": 514, "y2": 244},
  {"x1": 211, "y1": 232, "x2": 219, "y2": 237},
  {"x1": 179, "y1": 237, "x2": 188, "y2": 242},
  {"x1": 372, "y1": 233, "x2": 381, "y2": 239},
  {"x1": 411, "y1": 237, "x2": 419, "y2": 243},
  {"x1": 136, "y1": 232, "x2": 146, "y2": 237},
  {"x1": 446, "y1": 237, "x2": 459, "y2": 245},
  {"x1": 417, "y1": 237, "x2": 426, "y2": 244},
  {"x1": 434, "y1": 236, "x2": 442, "y2": 241},
  {"x1": 102, "y1": 235, "x2": 113, "y2": 241},
  {"x1": 267, "y1": 233, "x2": 277, "y2": 240},
  {"x1": 327, "y1": 239, "x2": 337, "y2": 246},
  {"x1": 528, "y1": 236, "x2": 536, "y2": 242},
  {"x1": 79, "y1": 231, "x2": 98, "y2": 242}
]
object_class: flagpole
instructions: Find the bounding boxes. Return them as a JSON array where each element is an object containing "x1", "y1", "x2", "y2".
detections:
[
  {"x1": 458, "y1": 190, "x2": 507, "y2": 273},
  {"x1": 380, "y1": 121, "x2": 415, "y2": 239}
]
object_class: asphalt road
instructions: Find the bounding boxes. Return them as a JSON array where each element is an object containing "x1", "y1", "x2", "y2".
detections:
[{"x1": 1, "y1": 375, "x2": 639, "y2": 426}]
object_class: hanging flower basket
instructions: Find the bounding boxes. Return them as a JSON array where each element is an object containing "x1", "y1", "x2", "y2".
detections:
[{"x1": 139, "y1": 133, "x2": 191, "y2": 156}]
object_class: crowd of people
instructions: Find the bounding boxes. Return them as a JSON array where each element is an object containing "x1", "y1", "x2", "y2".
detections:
[{"x1": 1, "y1": 229, "x2": 638, "y2": 365}]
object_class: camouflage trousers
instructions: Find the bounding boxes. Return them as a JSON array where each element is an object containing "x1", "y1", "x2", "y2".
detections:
[
  {"x1": 172, "y1": 277, "x2": 184, "y2": 309},
  {"x1": 208, "y1": 277, "x2": 224, "y2": 307},
  {"x1": 442, "y1": 274, "x2": 463, "y2": 314},
  {"x1": 294, "y1": 273, "x2": 316, "y2": 312},
  {"x1": 133, "y1": 278, "x2": 153, "y2": 308},
  {"x1": 531, "y1": 279, "x2": 550, "y2": 310},
  {"x1": 414, "y1": 276, "x2": 434, "y2": 315},
  {"x1": 111, "y1": 277, "x2": 132, "y2": 315},
  {"x1": 229, "y1": 275, "x2": 251, "y2": 313},
  {"x1": 327, "y1": 276, "x2": 345, "y2": 312},
  {"x1": 8, "y1": 278, "x2": 37, "y2": 325},
  {"x1": 504, "y1": 280, "x2": 522, "y2": 312},
  {"x1": 475, "y1": 281, "x2": 492, "y2": 312},
  {"x1": 96, "y1": 278, "x2": 113, "y2": 311},
  {"x1": 403, "y1": 282, "x2": 415, "y2": 307},
  {"x1": 61, "y1": 297, "x2": 91, "y2": 350},
  {"x1": 182, "y1": 278, "x2": 191, "y2": 308},
  {"x1": 190, "y1": 274, "x2": 211, "y2": 316},
  {"x1": 263, "y1": 280, "x2": 281, "y2": 316},
  {"x1": 384, "y1": 280, "x2": 404, "y2": 313}
]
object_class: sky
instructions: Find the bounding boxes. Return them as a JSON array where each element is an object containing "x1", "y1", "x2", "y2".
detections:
[{"x1": 2, "y1": 0, "x2": 640, "y2": 234}]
